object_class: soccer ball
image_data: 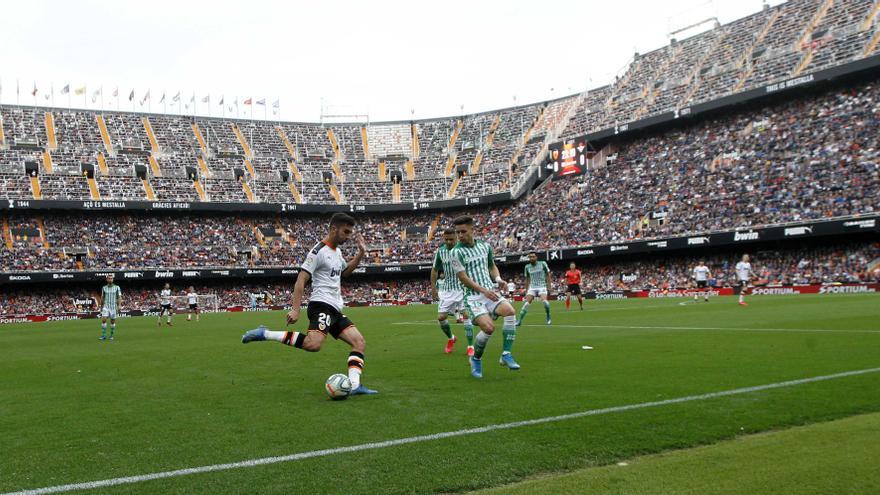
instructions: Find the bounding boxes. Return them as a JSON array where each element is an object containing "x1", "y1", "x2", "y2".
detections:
[{"x1": 325, "y1": 373, "x2": 352, "y2": 400}]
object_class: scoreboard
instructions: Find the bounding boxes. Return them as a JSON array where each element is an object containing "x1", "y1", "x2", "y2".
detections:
[{"x1": 547, "y1": 138, "x2": 591, "y2": 178}]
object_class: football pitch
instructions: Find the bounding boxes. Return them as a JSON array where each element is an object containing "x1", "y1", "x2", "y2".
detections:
[{"x1": 2, "y1": 294, "x2": 879, "y2": 494}]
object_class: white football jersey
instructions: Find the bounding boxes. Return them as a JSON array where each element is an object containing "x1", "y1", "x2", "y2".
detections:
[
  {"x1": 301, "y1": 241, "x2": 347, "y2": 312},
  {"x1": 693, "y1": 265, "x2": 710, "y2": 281},
  {"x1": 735, "y1": 261, "x2": 752, "y2": 281},
  {"x1": 507, "y1": 282, "x2": 516, "y2": 293},
  {"x1": 187, "y1": 292, "x2": 198, "y2": 305},
  {"x1": 160, "y1": 288, "x2": 172, "y2": 305}
]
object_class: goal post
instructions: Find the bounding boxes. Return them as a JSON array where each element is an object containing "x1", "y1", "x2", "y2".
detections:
[{"x1": 167, "y1": 294, "x2": 220, "y2": 313}]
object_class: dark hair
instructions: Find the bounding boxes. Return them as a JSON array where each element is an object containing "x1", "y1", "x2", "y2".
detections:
[
  {"x1": 329, "y1": 213, "x2": 356, "y2": 227},
  {"x1": 452, "y1": 216, "x2": 474, "y2": 226},
  {"x1": 529, "y1": 251, "x2": 537, "y2": 256},
  {"x1": 443, "y1": 227, "x2": 456, "y2": 235}
]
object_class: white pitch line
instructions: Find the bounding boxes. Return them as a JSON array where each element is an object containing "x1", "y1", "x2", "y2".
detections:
[
  {"x1": 392, "y1": 321, "x2": 880, "y2": 334},
  {"x1": 520, "y1": 324, "x2": 880, "y2": 334},
  {"x1": 5, "y1": 367, "x2": 880, "y2": 495}
]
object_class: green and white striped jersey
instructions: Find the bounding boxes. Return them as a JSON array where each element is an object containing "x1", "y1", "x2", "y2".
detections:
[
  {"x1": 450, "y1": 240, "x2": 495, "y2": 296},
  {"x1": 102, "y1": 284, "x2": 122, "y2": 311},
  {"x1": 524, "y1": 261, "x2": 550, "y2": 289},
  {"x1": 433, "y1": 244, "x2": 464, "y2": 292}
]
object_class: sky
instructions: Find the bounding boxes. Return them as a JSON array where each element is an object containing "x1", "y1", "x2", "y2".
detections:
[{"x1": 0, "y1": 0, "x2": 785, "y2": 123}]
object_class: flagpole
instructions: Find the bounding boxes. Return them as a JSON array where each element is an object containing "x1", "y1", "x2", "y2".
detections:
[
  {"x1": 16, "y1": 79, "x2": 20, "y2": 105},
  {"x1": 51, "y1": 83, "x2": 55, "y2": 107},
  {"x1": 101, "y1": 85, "x2": 104, "y2": 112}
]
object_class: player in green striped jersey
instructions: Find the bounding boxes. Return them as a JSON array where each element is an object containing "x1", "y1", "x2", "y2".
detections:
[
  {"x1": 516, "y1": 252, "x2": 552, "y2": 326},
  {"x1": 98, "y1": 274, "x2": 123, "y2": 340},
  {"x1": 430, "y1": 228, "x2": 474, "y2": 355},
  {"x1": 450, "y1": 216, "x2": 520, "y2": 378}
]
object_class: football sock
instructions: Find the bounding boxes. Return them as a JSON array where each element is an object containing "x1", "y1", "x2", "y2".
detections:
[
  {"x1": 187, "y1": 314, "x2": 191, "y2": 321},
  {"x1": 565, "y1": 298, "x2": 570, "y2": 310},
  {"x1": 100, "y1": 323, "x2": 107, "y2": 337},
  {"x1": 110, "y1": 324, "x2": 116, "y2": 336},
  {"x1": 579, "y1": 298, "x2": 584, "y2": 309},
  {"x1": 348, "y1": 351, "x2": 364, "y2": 389},
  {"x1": 280, "y1": 331, "x2": 305, "y2": 348},
  {"x1": 464, "y1": 320, "x2": 474, "y2": 346},
  {"x1": 439, "y1": 320, "x2": 453, "y2": 339},
  {"x1": 543, "y1": 300, "x2": 551, "y2": 318},
  {"x1": 517, "y1": 302, "x2": 530, "y2": 322},
  {"x1": 473, "y1": 331, "x2": 490, "y2": 359},
  {"x1": 502, "y1": 315, "x2": 516, "y2": 354},
  {"x1": 739, "y1": 294, "x2": 744, "y2": 303}
]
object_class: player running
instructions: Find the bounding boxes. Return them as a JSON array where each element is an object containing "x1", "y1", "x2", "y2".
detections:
[
  {"x1": 450, "y1": 215, "x2": 519, "y2": 378},
  {"x1": 735, "y1": 254, "x2": 756, "y2": 306},
  {"x1": 564, "y1": 262, "x2": 584, "y2": 311},
  {"x1": 158, "y1": 283, "x2": 173, "y2": 326},
  {"x1": 693, "y1": 260, "x2": 711, "y2": 302},
  {"x1": 241, "y1": 213, "x2": 377, "y2": 396},
  {"x1": 431, "y1": 227, "x2": 475, "y2": 356},
  {"x1": 516, "y1": 252, "x2": 552, "y2": 326},
  {"x1": 98, "y1": 274, "x2": 122, "y2": 340},
  {"x1": 506, "y1": 280, "x2": 516, "y2": 298},
  {"x1": 186, "y1": 287, "x2": 200, "y2": 322}
]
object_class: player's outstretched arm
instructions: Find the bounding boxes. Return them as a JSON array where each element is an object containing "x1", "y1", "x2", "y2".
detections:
[
  {"x1": 342, "y1": 234, "x2": 367, "y2": 277},
  {"x1": 430, "y1": 268, "x2": 439, "y2": 300},
  {"x1": 287, "y1": 270, "x2": 311, "y2": 325},
  {"x1": 490, "y1": 262, "x2": 505, "y2": 289}
]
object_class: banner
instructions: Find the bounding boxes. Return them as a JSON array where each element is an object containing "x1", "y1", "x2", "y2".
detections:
[
  {"x1": 0, "y1": 192, "x2": 513, "y2": 215},
  {"x1": 0, "y1": 215, "x2": 877, "y2": 285}
]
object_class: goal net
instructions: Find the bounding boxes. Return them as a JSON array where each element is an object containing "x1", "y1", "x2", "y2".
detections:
[{"x1": 165, "y1": 294, "x2": 220, "y2": 313}]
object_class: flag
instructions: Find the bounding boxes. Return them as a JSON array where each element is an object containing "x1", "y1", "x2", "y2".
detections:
[
  {"x1": 128, "y1": 89, "x2": 135, "y2": 101},
  {"x1": 218, "y1": 95, "x2": 224, "y2": 105},
  {"x1": 172, "y1": 92, "x2": 180, "y2": 102},
  {"x1": 272, "y1": 99, "x2": 279, "y2": 108},
  {"x1": 202, "y1": 95, "x2": 209, "y2": 103},
  {"x1": 243, "y1": 98, "x2": 252, "y2": 105},
  {"x1": 31, "y1": 82, "x2": 38, "y2": 97},
  {"x1": 190, "y1": 94, "x2": 195, "y2": 103},
  {"x1": 61, "y1": 84, "x2": 70, "y2": 95},
  {"x1": 112, "y1": 87, "x2": 118, "y2": 97},
  {"x1": 74, "y1": 86, "x2": 86, "y2": 96},
  {"x1": 159, "y1": 93, "x2": 166, "y2": 103},
  {"x1": 256, "y1": 98, "x2": 265, "y2": 106},
  {"x1": 91, "y1": 88, "x2": 102, "y2": 103},
  {"x1": 140, "y1": 90, "x2": 150, "y2": 105}
]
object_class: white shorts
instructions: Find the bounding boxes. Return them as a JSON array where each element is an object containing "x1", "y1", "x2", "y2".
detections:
[
  {"x1": 527, "y1": 288, "x2": 548, "y2": 297},
  {"x1": 437, "y1": 290, "x2": 465, "y2": 315},
  {"x1": 101, "y1": 308, "x2": 117, "y2": 319},
  {"x1": 464, "y1": 293, "x2": 507, "y2": 320}
]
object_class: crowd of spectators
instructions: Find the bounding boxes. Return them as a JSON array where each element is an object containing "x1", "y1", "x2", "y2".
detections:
[
  {"x1": 1, "y1": 241, "x2": 876, "y2": 315},
  {"x1": 2, "y1": 1, "x2": 874, "y2": 207},
  {"x1": 2, "y1": 66, "x2": 879, "y2": 274}
]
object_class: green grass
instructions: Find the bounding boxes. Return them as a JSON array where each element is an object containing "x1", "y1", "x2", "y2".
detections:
[
  {"x1": 1, "y1": 294, "x2": 879, "y2": 494},
  {"x1": 473, "y1": 411, "x2": 880, "y2": 495}
]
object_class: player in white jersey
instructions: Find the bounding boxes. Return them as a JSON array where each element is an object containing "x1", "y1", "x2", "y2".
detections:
[
  {"x1": 735, "y1": 254, "x2": 756, "y2": 306},
  {"x1": 431, "y1": 227, "x2": 474, "y2": 355},
  {"x1": 186, "y1": 287, "x2": 200, "y2": 321},
  {"x1": 241, "y1": 213, "x2": 377, "y2": 396},
  {"x1": 98, "y1": 274, "x2": 122, "y2": 340},
  {"x1": 506, "y1": 281, "x2": 516, "y2": 297},
  {"x1": 692, "y1": 261, "x2": 711, "y2": 302},
  {"x1": 158, "y1": 283, "x2": 173, "y2": 326}
]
